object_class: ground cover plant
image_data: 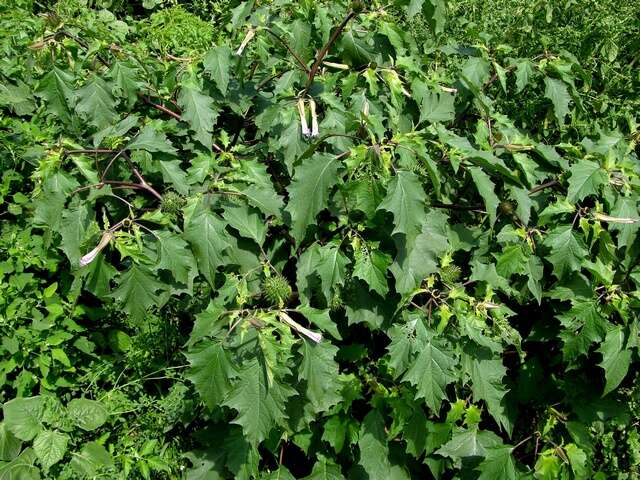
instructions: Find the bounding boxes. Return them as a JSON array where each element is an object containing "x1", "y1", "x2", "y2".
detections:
[{"x1": 1, "y1": 0, "x2": 639, "y2": 478}]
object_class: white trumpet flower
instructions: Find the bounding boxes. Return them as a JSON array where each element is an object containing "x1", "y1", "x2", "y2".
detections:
[{"x1": 79, "y1": 231, "x2": 113, "y2": 267}]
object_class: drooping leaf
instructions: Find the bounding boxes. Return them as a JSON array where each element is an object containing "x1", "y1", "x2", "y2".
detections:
[
  {"x1": 299, "y1": 340, "x2": 341, "y2": 413},
  {"x1": 75, "y1": 76, "x2": 119, "y2": 130},
  {"x1": 185, "y1": 341, "x2": 237, "y2": 410},
  {"x1": 566, "y1": 160, "x2": 606, "y2": 203},
  {"x1": 544, "y1": 77, "x2": 571, "y2": 124},
  {"x1": 598, "y1": 327, "x2": 632, "y2": 396},
  {"x1": 184, "y1": 210, "x2": 230, "y2": 286}
]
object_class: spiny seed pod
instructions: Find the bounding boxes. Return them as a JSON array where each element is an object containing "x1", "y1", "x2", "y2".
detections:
[
  {"x1": 440, "y1": 264, "x2": 461, "y2": 284},
  {"x1": 351, "y1": 0, "x2": 366, "y2": 13},
  {"x1": 161, "y1": 191, "x2": 186, "y2": 215},
  {"x1": 330, "y1": 291, "x2": 344, "y2": 311},
  {"x1": 499, "y1": 201, "x2": 515, "y2": 215},
  {"x1": 263, "y1": 276, "x2": 292, "y2": 306}
]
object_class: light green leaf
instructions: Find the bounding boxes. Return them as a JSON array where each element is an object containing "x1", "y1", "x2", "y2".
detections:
[
  {"x1": 566, "y1": 160, "x2": 606, "y2": 203},
  {"x1": 0, "y1": 448, "x2": 40, "y2": 480},
  {"x1": 59, "y1": 203, "x2": 93, "y2": 267},
  {"x1": 204, "y1": 45, "x2": 232, "y2": 95},
  {"x1": 544, "y1": 77, "x2": 571, "y2": 124},
  {"x1": 436, "y1": 427, "x2": 502, "y2": 460},
  {"x1": 353, "y1": 248, "x2": 391, "y2": 297},
  {"x1": 544, "y1": 225, "x2": 588, "y2": 279},
  {"x1": 598, "y1": 326, "x2": 632, "y2": 396},
  {"x1": 285, "y1": 154, "x2": 340, "y2": 244},
  {"x1": 469, "y1": 167, "x2": 499, "y2": 227},
  {"x1": 69, "y1": 442, "x2": 114, "y2": 477},
  {"x1": 377, "y1": 170, "x2": 426, "y2": 239},
  {"x1": 610, "y1": 196, "x2": 640, "y2": 248},
  {"x1": 33, "y1": 430, "x2": 68, "y2": 470},
  {"x1": 468, "y1": 357, "x2": 511, "y2": 434},
  {"x1": 3, "y1": 397, "x2": 45, "y2": 442},
  {"x1": 0, "y1": 423, "x2": 22, "y2": 462},
  {"x1": 67, "y1": 399, "x2": 108, "y2": 431}
]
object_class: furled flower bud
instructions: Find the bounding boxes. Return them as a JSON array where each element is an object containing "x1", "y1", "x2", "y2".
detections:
[
  {"x1": 297, "y1": 98, "x2": 310, "y2": 137},
  {"x1": 309, "y1": 98, "x2": 319, "y2": 137},
  {"x1": 80, "y1": 231, "x2": 113, "y2": 267}
]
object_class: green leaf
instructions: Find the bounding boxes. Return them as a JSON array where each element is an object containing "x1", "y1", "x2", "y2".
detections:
[
  {"x1": 285, "y1": 154, "x2": 340, "y2": 244},
  {"x1": 33, "y1": 430, "x2": 69, "y2": 470},
  {"x1": 3, "y1": 397, "x2": 45, "y2": 441},
  {"x1": 315, "y1": 242, "x2": 350, "y2": 303},
  {"x1": 476, "y1": 446, "x2": 518, "y2": 480},
  {"x1": 0, "y1": 423, "x2": 22, "y2": 462},
  {"x1": 75, "y1": 77, "x2": 119, "y2": 130},
  {"x1": 390, "y1": 211, "x2": 449, "y2": 294},
  {"x1": 158, "y1": 160, "x2": 189, "y2": 195},
  {"x1": 223, "y1": 202, "x2": 267, "y2": 246},
  {"x1": 0, "y1": 448, "x2": 40, "y2": 480},
  {"x1": 468, "y1": 357, "x2": 511, "y2": 434},
  {"x1": 234, "y1": 160, "x2": 284, "y2": 219},
  {"x1": 184, "y1": 210, "x2": 230, "y2": 286},
  {"x1": 436, "y1": 427, "x2": 502, "y2": 460},
  {"x1": 127, "y1": 125, "x2": 177, "y2": 154},
  {"x1": 223, "y1": 359, "x2": 296, "y2": 446},
  {"x1": 544, "y1": 225, "x2": 588, "y2": 279},
  {"x1": 377, "y1": 171, "x2": 426, "y2": 239},
  {"x1": 299, "y1": 340, "x2": 341, "y2": 413},
  {"x1": 469, "y1": 167, "x2": 499, "y2": 227},
  {"x1": 566, "y1": 160, "x2": 606, "y2": 203},
  {"x1": 69, "y1": 442, "x2": 114, "y2": 477},
  {"x1": 353, "y1": 248, "x2": 392, "y2": 297},
  {"x1": 110, "y1": 264, "x2": 164, "y2": 321},
  {"x1": 610, "y1": 196, "x2": 640, "y2": 248},
  {"x1": 35, "y1": 67, "x2": 74, "y2": 120},
  {"x1": 544, "y1": 77, "x2": 571, "y2": 124},
  {"x1": 59, "y1": 203, "x2": 93, "y2": 267},
  {"x1": 402, "y1": 336, "x2": 457, "y2": 412},
  {"x1": 598, "y1": 326, "x2": 632, "y2": 396},
  {"x1": 357, "y1": 410, "x2": 409, "y2": 480},
  {"x1": 178, "y1": 84, "x2": 218, "y2": 149},
  {"x1": 185, "y1": 341, "x2": 237, "y2": 410},
  {"x1": 297, "y1": 305, "x2": 341, "y2": 340},
  {"x1": 419, "y1": 91, "x2": 455, "y2": 124},
  {"x1": 302, "y1": 454, "x2": 345, "y2": 480},
  {"x1": 109, "y1": 60, "x2": 140, "y2": 108},
  {"x1": 204, "y1": 45, "x2": 232, "y2": 95},
  {"x1": 66, "y1": 399, "x2": 108, "y2": 431},
  {"x1": 155, "y1": 231, "x2": 197, "y2": 287},
  {"x1": 514, "y1": 60, "x2": 534, "y2": 93}
]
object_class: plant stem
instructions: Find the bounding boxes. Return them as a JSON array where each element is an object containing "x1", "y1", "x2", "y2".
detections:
[{"x1": 302, "y1": 10, "x2": 357, "y2": 96}]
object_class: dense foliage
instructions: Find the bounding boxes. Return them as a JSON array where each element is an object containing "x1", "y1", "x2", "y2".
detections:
[{"x1": 1, "y1": 0, "x2": 639, "y2": 478}]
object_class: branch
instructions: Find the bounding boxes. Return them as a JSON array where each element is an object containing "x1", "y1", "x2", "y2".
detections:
[
  {"x1": 529, "y1": 179, "x2": 559, "y2": 195},
  {"x1": 432, "y1": 202, "x2": 485, "y2": 211},
  {"x1": 263, "y1": 28, "x2": 310, "y2": 74},
  {"x1": 302, "y1": 10, "x2": 357, "y2": 96},
  {"x1": 141, "y1": 95, "x2": 181, "y2": 121}
]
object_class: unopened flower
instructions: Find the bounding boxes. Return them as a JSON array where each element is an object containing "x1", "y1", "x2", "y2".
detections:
[
  {"x1": 309, "y1": 98, "x2": 319, "y2": 137},
  {"x1": 236, "y1": 28, "x2": 256, "y2": 56},
  {"x1": 79, "y1": 231, "x2": 113, "y2": 267},
  {"x1": 297, "y1": 98, "x2": 310, "y2": 137},
  {"x1": 279, "y1": 311, "x2": 322, "y2": 343}
]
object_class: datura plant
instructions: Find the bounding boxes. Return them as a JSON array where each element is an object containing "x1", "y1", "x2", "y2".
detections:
[{"x1": 0, "y1": 0, "x2": 639, "y2": 478}]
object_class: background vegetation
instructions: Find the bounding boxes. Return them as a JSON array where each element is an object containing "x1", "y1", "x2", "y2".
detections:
[{"x1": 1, "y1": 0, "x2": 639, "y2": 478}]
